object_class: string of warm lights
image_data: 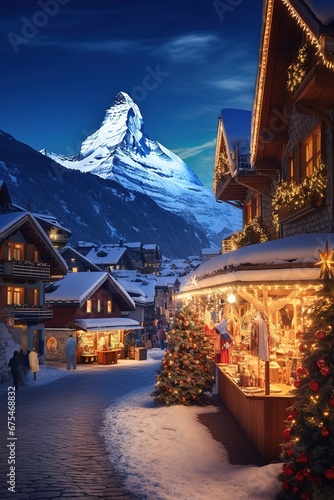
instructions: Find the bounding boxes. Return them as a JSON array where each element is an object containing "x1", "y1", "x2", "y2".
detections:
[
  {"x1": 230, "y1": 216, "x2": 269, "y2": 248},
  {"x1": 281, "y1": 0, "x2": 334, "y2": 71},
  {"x1": 287, "y1": 43, "x2": 308, "y2": 93},
  {"x1": 250, "y1": 0, "x2": 334, "y2": 164},
  {"x1": 213, "y1": 150, "x2": 230, "y2": 191},
  {"x1": 272, "y1": 163, "x2": 326, "y2": 229}
]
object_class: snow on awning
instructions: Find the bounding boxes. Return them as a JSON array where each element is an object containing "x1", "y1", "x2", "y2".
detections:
[{"x1": 75, "y1": 318, "x2": 143, "y2": 331}]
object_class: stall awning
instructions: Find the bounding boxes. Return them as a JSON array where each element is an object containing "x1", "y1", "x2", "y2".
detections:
[{"x1": 74, "y1": 318, "x2": 143, "y2": 331}]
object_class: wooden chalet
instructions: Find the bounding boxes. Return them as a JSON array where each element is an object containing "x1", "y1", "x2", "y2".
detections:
[
  {"x1": 178, "y1": 0, "x2": 334, "y2": 462},
  {"x1": 84, "y1": 243, "x2": 136, "y2": 272},
  {"x1": 44, "y1": 271, "x2": 142, "y2": 363},
  {"x1": 60, "y1": 245, "x2": 102, "y2": 273},
  {"x1": 0, "y1": 182, "x2": 68, "y2": 353},
  {"x1": 251, "y1": 0, "x2": 334, "y2": 239},
  {"x1": 142, "y1": 244, "x2": 162, "y2": 275}
]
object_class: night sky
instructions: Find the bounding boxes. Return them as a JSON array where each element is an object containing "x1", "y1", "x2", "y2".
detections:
[{"x1": 1, "y1": 0, "x2": 264, "y2": 187}]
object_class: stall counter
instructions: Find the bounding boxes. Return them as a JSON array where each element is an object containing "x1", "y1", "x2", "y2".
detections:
[{"x1": 217, "y1": 365, "x2": 294, "y2": 462}]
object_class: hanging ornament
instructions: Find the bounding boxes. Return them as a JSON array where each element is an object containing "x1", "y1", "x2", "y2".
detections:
[
  {"x1": 298, "y1": 452, "x2": 309, "y2": 464},
  {"x1": 316, "y1": 357, "x2": 327, "y2": 368},
  {"x1": 328, "y1": 395, "x2": 334, "y2": 407},
  {"x1": 315, "y1": 241, "x2": 334, "y2": 281},
  {"x1": 321, "y1": 427, "x2": 331, "y2": 438},
  {"x1": 309, "y1": 380, "x2": 320, "y2": 392},
  {"x1": 325, "y1": 467, "x2": 334, "y2": 480},
  {"x1": 315, "y1": 329, "x2": 326, "y2": 340},
  {"x1": 283, "y1": 428, "x2": 291, "y2": 440},
  {"x1": 294, "y1": 378, "x2": 303, "y2": 388},
  {"x1": 320, "y1": 366, "x2": 331, "y2": 377}
]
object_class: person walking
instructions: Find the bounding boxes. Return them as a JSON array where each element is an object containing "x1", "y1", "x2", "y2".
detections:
[
  {"x1": 65, "y1": 334, "x2": 78, "y2": 370},
  {"x1": 8, "y1": 350, "x2": 20, "y2": 390},
  {"x1": 157, "y1": 326, "x2": 166, "y2": 350},
  {"x1": 28, "y1": 347, "x2": 39, "y2": 380}
]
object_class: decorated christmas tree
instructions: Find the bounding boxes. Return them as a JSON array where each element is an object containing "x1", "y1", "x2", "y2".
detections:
[
  {"x1": 151, "y1": 304, "x2": 215, "y2": 406},
  {"x1": 277, "y1": 243, "x2": 334, "y2": 499}
]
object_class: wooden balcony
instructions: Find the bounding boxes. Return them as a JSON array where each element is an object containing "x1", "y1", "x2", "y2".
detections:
[
  {"x1": 278, "y1": 194, "x2": 325, "y2": 224},
  {"x1": 14, "y1": 305, "x2": 53, "y2": 322},
  {"x1": 2, "y1": 260, "x2": 51, "y2": 279}
]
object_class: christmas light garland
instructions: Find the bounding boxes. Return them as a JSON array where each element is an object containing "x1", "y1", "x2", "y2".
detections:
[
  {"x1": 230, "y1": 217, "x2": 269, "y2": 248},
  {"x1": 287, "y1": 43, "x2": 309, "y2": 93},
  {"x1": 272, "y1": 163, "x2": 327, "y2": 229}
]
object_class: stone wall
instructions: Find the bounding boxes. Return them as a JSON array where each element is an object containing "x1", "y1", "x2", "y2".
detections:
[
  {"x1": 281, "y1": 106, "x2": 333, "y2": 238},
  {"x1": 44, "y1": 329, "x2": 76, "y2": 363}
]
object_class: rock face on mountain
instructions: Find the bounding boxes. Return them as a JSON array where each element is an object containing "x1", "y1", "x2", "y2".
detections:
[{"x1": 42, "y1": 92, "x2": 241, "y2": 246}]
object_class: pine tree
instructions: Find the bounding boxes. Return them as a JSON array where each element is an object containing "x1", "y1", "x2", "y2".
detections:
[
  {"x1": 151, "y1": 304, "x2": 215, "y2": 406},
  {"x1": 277, "y1": 283, "x2": 334, "y2": 499}
]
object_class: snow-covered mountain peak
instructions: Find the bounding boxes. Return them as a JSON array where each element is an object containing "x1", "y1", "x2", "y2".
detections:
[
  {"x1": 42, "y1": 92, "x2": 241, "y2": 246},
  {"x1": 80, "y1": 91, "x2": 145, "y2": 158}
]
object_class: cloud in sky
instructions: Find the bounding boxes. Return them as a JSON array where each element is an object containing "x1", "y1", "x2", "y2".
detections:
[{"x1": 173, "y1": 138, "x2": 217, "y2": 160}]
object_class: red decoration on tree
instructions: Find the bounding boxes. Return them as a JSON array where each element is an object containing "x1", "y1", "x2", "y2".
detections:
[
  {"x1": 283, "y1": 464, "x2": 295, "y2": 476},
  {"x1": 298, "y1": 452, "x2": 309, "y2": 464},
  {"x1": 321, "y1": 427, "x2": 331, "y2": 438},
  {"x1": 309, "y1": 380, "x2": 320, "y2": 392},
  {"x1": 315, "y1": 329, "x2": 326, "y2": 340},
  {"x1": 325, "y1": 468, "x2": 334, "y2": 480},
  {"x1": 283, "y1": 428, "x2": 291, "y2": 440},
  {"x1": 328, "y1": 396, "x2": 334, "y2": 408},
  {"x1": 294, "y1": 378, "x2": 302, "y2": 388},
  {"x1": 296, "y1": 470, "x2": 306, "y2": 481},
  {"x1": 320, "y1": 366, "x2": 331, "y2": 377},
  {"x1": 316, "y1": 357, "x2": 327, "y2": 368}
]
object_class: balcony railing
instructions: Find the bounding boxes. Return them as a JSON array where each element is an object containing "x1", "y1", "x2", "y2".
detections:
[
  {"x1": 2, "y1": 260, "x2": 51, "y2": 279},
  {"x1": 13, "y1": 305, "x2": 53, "y2": 322}
]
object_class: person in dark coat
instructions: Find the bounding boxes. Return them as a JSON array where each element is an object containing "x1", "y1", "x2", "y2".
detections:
[{"x1": 8, "y1": 351, "x2": 20, "y2": 390}]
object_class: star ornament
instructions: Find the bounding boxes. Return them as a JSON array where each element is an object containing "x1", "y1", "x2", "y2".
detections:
[
  {"x1": 315, "y1": 241, "x2": 334, "y2": 281},
  {"x1": 190, "y1": 275, "x2": 198, "y2": 287}
]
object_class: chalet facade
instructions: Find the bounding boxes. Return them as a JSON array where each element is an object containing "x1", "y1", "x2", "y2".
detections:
[
  {"x1": 0, "y1": 182, "x2": 68, "y2": 353},
  {"x1": 214, "y1": 0, "x2": 334, "y2": 247},
  {"x1": 251, "y1": 0, "x2": 334, "y2": 239},
  {"x1": 60, "y1": 245, "x2": 102, "y2": 273},
  {"x1": 84, "y1": 244, "x2": 136, "y2": 272},
  {"x1": 177, "y1": 0, "x2": 334, "y2": 462},
  {"x1": 44, "y1": 272, "x2": 141, "y2": 363}
]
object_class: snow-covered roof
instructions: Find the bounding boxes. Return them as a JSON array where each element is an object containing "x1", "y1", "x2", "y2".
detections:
[
  {"x1": 180, "y1": 233, "x2": 334, "y2": 292},
  {"x1": 0, "y1": 211, "x2": 68, "y2": 274},
  {"x1": 74, "y1": 318, "x2": 143, "y2": 331},
  {"x1": 61, "y1": 245, "x2": 102, "y2": 271},
  {"x1": 85, "y1": 246, "x2": 127, "y2": 265},
  {"x1": 45, "y1": 271, "x2": 135, "y2": 309},
  {"x1": 220, "y1": 109, "x2": 251, "y2": 153}
]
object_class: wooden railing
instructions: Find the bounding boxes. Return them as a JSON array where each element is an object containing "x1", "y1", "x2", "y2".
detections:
[
  {"x1": 2, "y1": 261, "x2": 51, "y2": 279},
  {"x1": 14, "y1": 305, "x2": 53, "y2": 321}
]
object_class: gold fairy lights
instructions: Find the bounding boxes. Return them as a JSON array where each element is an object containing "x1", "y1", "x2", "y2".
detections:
[
  {"x1": 271, "y1": 163, "x2": 326, "y2": 229},
  {"x1": 287, "y1": 43, "x2": 308, "y2": 92}
]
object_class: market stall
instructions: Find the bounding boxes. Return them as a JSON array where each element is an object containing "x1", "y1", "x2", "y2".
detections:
[
  {"x1": 177, "y1": 234, "x2": 333, "y2": 460},
  {"x1": 74, "y1": 318, "x2": 143, "y2": 363}
]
